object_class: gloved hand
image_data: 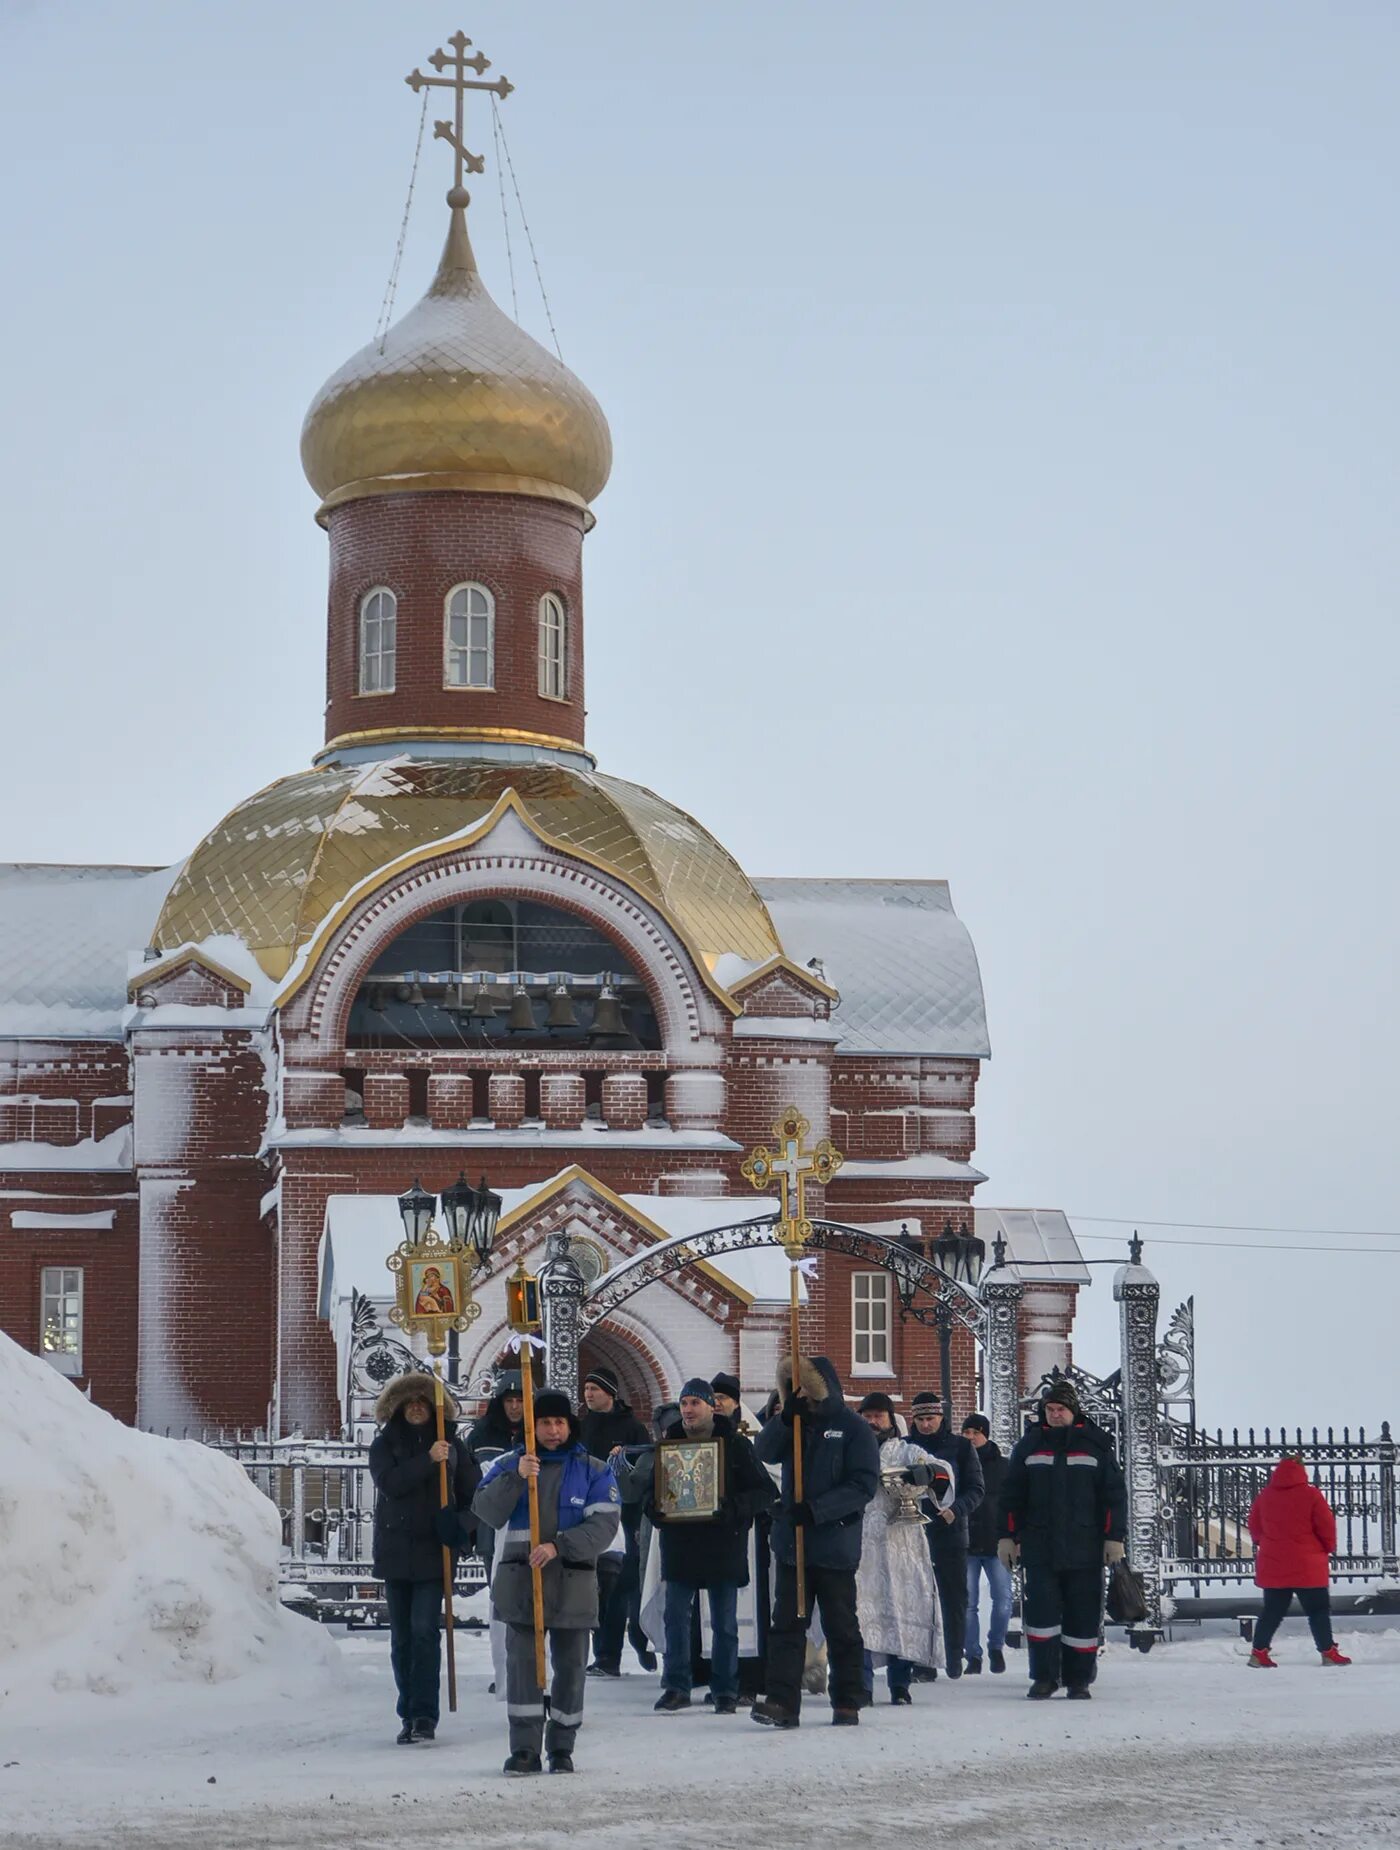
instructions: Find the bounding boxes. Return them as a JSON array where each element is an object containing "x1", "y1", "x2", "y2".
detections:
[
  {"x1": 789, "y1": 1500, "x2": 816, "y2": 1528},
  {"x1": 780, "y1": 1390, "x2": 805, "y2": 1427},
  {"x1": 433, "y1": 1507, "x2": 462, "y2": 1550},
  {"x1": 996, "y1": 1538, "x2": 1020, "y2": 1569},
  {"x1": 1104, "y1": 1540, "x2": 1126, "y2": 1565}
]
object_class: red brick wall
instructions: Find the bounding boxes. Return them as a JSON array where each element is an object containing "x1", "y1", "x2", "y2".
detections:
[
  {"x1": 0, "y1": 1041, "x2": 132, "y2": 1146},
  {"x1": 322, "y1": 490, "x2": 588, "y2": 749}
]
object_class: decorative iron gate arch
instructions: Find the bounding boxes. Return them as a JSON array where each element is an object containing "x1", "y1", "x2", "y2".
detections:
[{"x1": 536, "y1": 1215, "x2": 1025, "y2": 1451}]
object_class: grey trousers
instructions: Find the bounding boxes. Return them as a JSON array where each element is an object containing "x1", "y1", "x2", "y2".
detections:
[{"x1": 506, "y1": 1623, "x2": 591, "y2": 1757}]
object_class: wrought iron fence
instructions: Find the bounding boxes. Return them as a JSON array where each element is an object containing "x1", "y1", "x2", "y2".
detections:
[{"x1": 202, "y1": 1431, "x2": 487, "y2": 1623}]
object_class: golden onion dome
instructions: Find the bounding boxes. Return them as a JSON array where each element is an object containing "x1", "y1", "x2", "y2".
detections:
[
  {"x1": 300, "y1": 205, "x2": 612, "y2": 518},
  {"x1": 153, "y1": 759, "x2": 780, "y2": 991}
]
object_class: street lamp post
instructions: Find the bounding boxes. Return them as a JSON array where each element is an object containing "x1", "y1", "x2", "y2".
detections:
[{"x1": 891, "y1": 1220, "x2": 985, "y2": 1421}]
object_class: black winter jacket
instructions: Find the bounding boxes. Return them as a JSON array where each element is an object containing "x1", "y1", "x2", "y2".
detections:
[
  {"x1": 998, "y1": 1417, "x2": 1127, "y2": 1571},
  {"x1": 369, "y1": 1413, "x2": 479, "y2": 1582},
  {"x1": 753, "y1": 1357, "x2": 880, "y2": 1572},
  {"x1": 965, "y1": 1441, "x2": 1007, "y2": 1556},
  {"x1": 647, "y1": 1414, "x2": 777, "y2": 1587},
  {"x1": 904, "y1": 1423, "x2": 984, "y2": 1552},
  {"x1": 580, "y1": 1398, "x2": 650, "y2": 1538}
]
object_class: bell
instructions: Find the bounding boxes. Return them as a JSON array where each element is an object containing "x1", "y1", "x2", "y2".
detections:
[
  {"x1": 407, "y1": 982, "x2": 426, "y2": 1008},
  {"x1": 590, "y1": 979, "x2": 626, "y2": 1038},
  {"x1": 470, "y1": 980, "x2": 500, "y2": 1021},
  {"x1": 439, "y1": 983, "x2": 466, "y2": 1015},
  {"x1": 506, "y1": 983, "x2": 536, "y2": 1032},
  {"x1": 365, "y1": 982, "x2": 386, "y2": 1014},
  {"x1": 546, "y1": 982, "x2": 578, "y2": 1029}
]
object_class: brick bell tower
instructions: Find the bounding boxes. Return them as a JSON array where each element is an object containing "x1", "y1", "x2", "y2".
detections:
[{"x1": 300, "y1": 50, "x2": 612, "y2": 769}]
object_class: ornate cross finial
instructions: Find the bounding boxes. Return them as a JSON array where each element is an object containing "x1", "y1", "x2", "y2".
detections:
[
  {"x1": 406, "y1": 28, "x2": 514, "y2": 202},
  {"x1": 741, "y1": 1108, "x2": 844, "y2": 1258}
]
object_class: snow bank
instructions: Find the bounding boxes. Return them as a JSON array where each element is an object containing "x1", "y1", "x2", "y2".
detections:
[{"x1": 0, "y1": 1334, "x2": 340, "y2": 1705}]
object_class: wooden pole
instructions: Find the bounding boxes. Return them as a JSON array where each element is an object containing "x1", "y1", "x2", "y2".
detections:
[
  {"x1": 432, "y1": 1362, "x2": 458, "y2": 1713},
  {"x1": 790, "y1": 1261, "x2": 806, "y2": 1619},
  {"x1": 518, "y1": 1348, "x2": 549, "y2": 1690}
]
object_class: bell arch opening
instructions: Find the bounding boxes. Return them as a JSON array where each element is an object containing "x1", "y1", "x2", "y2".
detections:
[{"x1": 346, "y1": 896, "x2": 662, "y2": 1050}]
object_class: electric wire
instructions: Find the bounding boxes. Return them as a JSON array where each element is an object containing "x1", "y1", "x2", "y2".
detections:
[
  {"x1": 492, "y1": 95, "x2": 563, "y2": 360},
  {"x1": 492, "y1": 100, "x2": 520, "y2": 322},
  {"x1": 376, "y1": 89, "x2": 431, "y2": 351}
]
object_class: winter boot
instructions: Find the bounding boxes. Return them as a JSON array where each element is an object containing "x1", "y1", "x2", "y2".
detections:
[
  {"x1": 411, "y1": 1719, "x2": 436, "y2": 1743},
  {"x1": 587, "y1": 1661, "x2": 621, "y2": 1679},
  {"x1": 504, "y1": 1750, "x2": 543, "y2": 1776},
  {"x1": 712, "y1": 1696, "x2": 738, "y2": 1715},
  {"x1": 395, "y1": 1724, "x2": 415, "y2": 1745},
  {"x1": 890, "y1": 1688, "x2": 912, "y2": 1706},
  {"x1": 654, "y1": 1690, "x2": 691, "y2": 1713},
  {"x1": 964, "y1": 1656, "x2": 982, "y2": 1674},
  {"x1": 1066, "y1": 1686, "x2": 1092, "y2": 1700},
  {"x1": 549, "y1": 1752, "x2": 575, "y2": 1773},
  {"x1": 1248, "y1": 1647, "x2": 1277, "y2": 1669},
  {"x1": 989, "y1": 1649, "x2": 1007, "y2": 1674},
  {"x1": 1321, "y1": 1646, "x2": 1352, "y2": 1666},
  {"x1": 831, "y1": 1707, "x2": 860, "y2": 1725},
  {"x1": 1027, "y1": 1679, "x2": 1058, "y2": 1700},
  {"x1": 750, "y1": 1698, "x2": 799, "y2": 1730}
]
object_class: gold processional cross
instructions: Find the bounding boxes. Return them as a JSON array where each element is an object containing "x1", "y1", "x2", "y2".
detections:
[
  {"x1": 406, "y1": 29, "x2": 514, "y2": 196},
  {"x1": 741, "y1": 1108, "x2": 843, "y2": 1259}
]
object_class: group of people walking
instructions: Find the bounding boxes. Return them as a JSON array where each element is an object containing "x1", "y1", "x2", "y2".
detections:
[{"x1": 368, "y1": 1357, "x2": 1352, "y2": 1774}]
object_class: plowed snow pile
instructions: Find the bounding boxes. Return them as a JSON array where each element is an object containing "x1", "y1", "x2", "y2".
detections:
[{"x1": 0, "y1": 1333, "x2": 339, "y2": 1705}]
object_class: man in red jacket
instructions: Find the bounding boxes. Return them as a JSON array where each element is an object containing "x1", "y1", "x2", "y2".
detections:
[{"x1": 1246, "y1": 1455, "x2": 1351, "y2": 1667}]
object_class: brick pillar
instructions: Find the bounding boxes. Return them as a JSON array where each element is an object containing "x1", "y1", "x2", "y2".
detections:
[
  {"x1": 489, "y1": 1073, "x2": 526, "y2": 1129},
  {"x1": 601, "y1": 1072, "x2": 647, "y2": 1130},
  {"x1": 540, "y1": 1072, "x2": 585, "y2": 1130},
  {"x1": 284, "y1": 1070, "x2": 345, "y2": 1129},
  {"x1": 665, "y1": 1070, "x2": 726, "y2": 1132},
  {"x1": 428, "y1": 1073, "x2": 475, "y2": 1130},
  {"x1": 362, "y1": 1072, "x2": 409, "y2": 1130}
]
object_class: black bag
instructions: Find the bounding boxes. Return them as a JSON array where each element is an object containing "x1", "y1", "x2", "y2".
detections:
[{"x1": 1105, "y1": 1557, "x2": 1149, "y2": 1625}]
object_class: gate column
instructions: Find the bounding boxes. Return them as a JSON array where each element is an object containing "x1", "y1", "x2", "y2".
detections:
[
  {"x1": 1115, "y1": 1243, "x2": 1164, "y2": 1644},
  {"x1": 980, "y1": 1270, "x2": 1024, "y2": 1456},
  {"x1": 541, "y1": 1232, "x2": 585, "y2": 1403}
]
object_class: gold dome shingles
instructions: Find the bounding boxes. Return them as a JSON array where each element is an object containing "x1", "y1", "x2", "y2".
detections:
[
  {"x1": 153, "y1": 761, "x2": 781, "y2": 987},
  {"x1": 300, "y1": 209, "x2": 612, "y2": 515}
]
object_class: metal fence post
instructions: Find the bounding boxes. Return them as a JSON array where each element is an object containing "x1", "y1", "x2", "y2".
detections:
[
  {"x1": 541, "y1": 1231, "x2": 585, "y2": 1402},
  {"x1": 1114, "y1": 1248, "x2": 1164, "y2": 1644},
  {"x1": 1380, "y1": 1420, "x2": 1398, "y2": 1579},
  {"x1": 980, "y1": 1272, "x2": 1024, "y2": 1457}
]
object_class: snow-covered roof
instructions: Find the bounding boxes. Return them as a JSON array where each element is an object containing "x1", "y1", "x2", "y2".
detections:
[
  {"x1": 975, "y1": 1207, "x2": 1091, "y2": 1284},
  {"x1": 0, "y1": 864, "x2": 177, "y2": 1039},
  {"x1": 754, "y1": 878, "x2": 989, "y2": 1059}
]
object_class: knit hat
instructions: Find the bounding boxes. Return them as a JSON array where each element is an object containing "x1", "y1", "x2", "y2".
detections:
[
  {"x1": 653, "y1": 1402, "x2": 680, "y2": 1435},
  {"x1": 583, "y1": 1368, "x2": 619, "y2": 1400},
  {"x1": 857, "y1": 1392, "x2": 897, "y2": 1420},
  {"x1": 534, "y1": 1389, "x2": 573, "y2": 1423},
  {"x1": 961, "y1": 1412, "x2": 991, "y2": 1437},
  {"x1": 710, "y1": 1371, "x2": 742, "y2": 1402},
  {"x1": 679, "y1": 1376, "x2": 716, "y2": 1405},
  {"x1": 910, "y1": 1391, "x2": 944, "y2": 1411},
  {"x1": 1040, "y1": 1378, "x2": 1082, "y2": 1416},
  {"x1": 493, "y1": 1369, "x2": 523, "y2": 1398}
]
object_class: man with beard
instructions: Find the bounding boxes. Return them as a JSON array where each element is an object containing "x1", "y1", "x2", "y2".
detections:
[
  {"x1": 368, "y1": 1374, "x2": 479, "y2": 1744},
  {"x1": 750, "y1": 1355, "x2": 879, "y2": 1730},
  {"x1": 577, "y1": 1368, "x2": 653, "y2": 1679},
  {"x1": 904, "y1": 1390, "x2": 984, "y2": 1679},
  {"x1": 998, "y1": 1378, "x2": 1127, "y2": 1700}
]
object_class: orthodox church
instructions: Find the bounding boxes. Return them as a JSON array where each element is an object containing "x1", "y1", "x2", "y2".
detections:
[{"x1": 0, "y1": 43, "x2": 1087, "y2": 1437}]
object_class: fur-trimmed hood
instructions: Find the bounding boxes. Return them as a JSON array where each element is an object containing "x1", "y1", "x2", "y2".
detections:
[
  {"x1": 375, "y1": 1371, "x2": 460, "y2": 1426},
  {"x1": 776, "y1": 1353, "x2": 842, "y2": 1409}
]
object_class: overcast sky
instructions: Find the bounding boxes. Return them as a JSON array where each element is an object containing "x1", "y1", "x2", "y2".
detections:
[{"x1": 2, "y1": 3, "x2": 1396, "y2": 1430}]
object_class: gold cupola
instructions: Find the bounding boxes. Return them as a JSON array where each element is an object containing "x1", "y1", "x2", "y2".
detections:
[{"x1": 300, "y1": 200, "x2": 612, "y2": 521}]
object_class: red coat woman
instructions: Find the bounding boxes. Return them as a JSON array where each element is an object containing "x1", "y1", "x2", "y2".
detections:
[{"x1": 1247, "y1": 1457, "x2": 1336, "y2": 1587}]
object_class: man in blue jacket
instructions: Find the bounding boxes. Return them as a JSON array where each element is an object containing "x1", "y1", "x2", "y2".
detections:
[{"x1": 750, "y1": 1355, "x2": 880, "y2": 1729}]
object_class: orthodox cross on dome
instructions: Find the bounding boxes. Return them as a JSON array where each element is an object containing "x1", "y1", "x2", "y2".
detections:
[
  {"x1": 741, "y1": 1108, "x2": 844, "y2": 1258},
  {"x1": 406, "y1": 29, "x2": 514, "y2": 200}
]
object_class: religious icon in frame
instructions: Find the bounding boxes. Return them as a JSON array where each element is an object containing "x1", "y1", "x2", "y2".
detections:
[
  {"x1": 408, "y1": 1255, "x2": 464, "y2": 1319},
  {"x1": 654, "y1": 1437, "x2": 724, "y2": 1521}
]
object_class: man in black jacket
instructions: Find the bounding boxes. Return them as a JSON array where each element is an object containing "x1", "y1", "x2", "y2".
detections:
[
  {"x1": 368, "y1": 1372, "x2": 479, "y2": 1744},
  {"x1": 997, "y1": 1378, "x2": 1127, "y2": 1700},
  {"x1": 632, "y1": 1377, "x2": 777, "y2": 1714},
  {"x1": 960, "y1": 1413, "x2": 1011, "y2": 1674},
  {"x1": 904, "y1": 1390, "x2": 984, "y2": 1678},
  {"x1": 578, "y1": 1368, "x2": 652, "y2": 1678},
  {"x1": 750, "y1": 1355, "x2": 880, "y2": 1729}
]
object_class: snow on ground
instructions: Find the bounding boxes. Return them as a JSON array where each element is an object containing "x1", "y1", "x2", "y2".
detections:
[
  {"x1": 4, "y1": 1620, "x2": 1399, "y2": 1848},
  {"x1": 0, "y1": 1335, "x2": 339, "y2": 1703}
]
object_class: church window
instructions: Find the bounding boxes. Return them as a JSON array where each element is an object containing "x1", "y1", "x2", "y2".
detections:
[
  {"x1": 40, "y1": 1266, "x2": 83, "y2": 1377},
  {"x1": 538, "y1": 592, "x2": 567, "y2": 699},
  {"x1": 851, "y1": 1272, "x2": 891, "y2": 1373},
  {"x1": 358, "y1": 588, "x2": 397, "y2": 693},
  {"x1": 445, "y1": 583, "x2": 495, "y2": 688}
]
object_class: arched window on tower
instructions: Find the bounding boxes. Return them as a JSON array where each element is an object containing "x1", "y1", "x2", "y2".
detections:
[
  {"x1": 358, "y1": 587, "x2": 397, "y2": 694},
  {"x1": 538, "y1": 592, "x2": 567, "y2": 699},
  {"x1": 445, "y1": 583, "x2": 495, "y2": 689}
]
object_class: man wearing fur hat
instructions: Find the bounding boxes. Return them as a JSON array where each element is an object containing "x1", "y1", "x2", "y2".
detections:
[
  {"x1": 368, "y1": 1374, "x2": 481, "y2": 1744},
  {"x1": 473, "y1": 1390, "x2": 621, "y2": 1774},
  {"x1": 750, "y1": 1355, "x2": 880, "y2": 1729},
  {"x1": 997, "y1": 1377, "x2": 1127, "y2": 1700}
]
